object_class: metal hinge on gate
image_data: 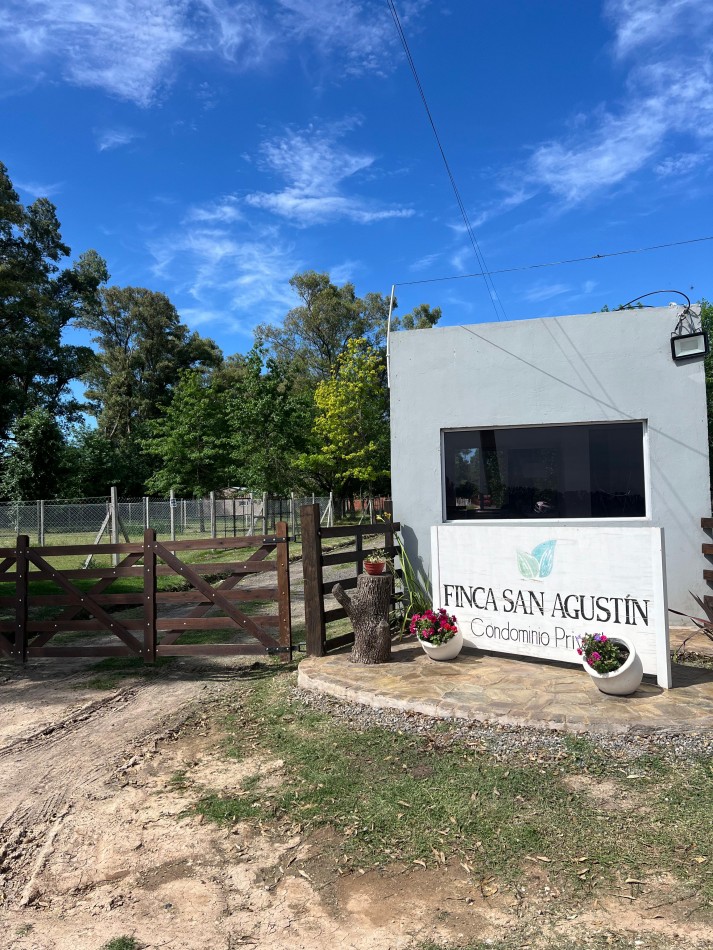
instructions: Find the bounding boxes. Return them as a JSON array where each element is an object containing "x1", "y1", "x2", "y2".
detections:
[{"x1": 265, "y1": 645, "x2": 291, "y2": 655}]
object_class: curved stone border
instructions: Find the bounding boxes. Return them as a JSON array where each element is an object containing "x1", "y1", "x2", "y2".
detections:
[{"x1": 298, "y1": 642, "x2": 713, "y2": 735}]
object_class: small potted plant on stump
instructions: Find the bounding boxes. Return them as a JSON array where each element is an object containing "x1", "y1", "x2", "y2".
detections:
[
  {"x1": 410, "y1": 608, "x2": 462, "y2": 661},
  {"x1": 578, "y1": 632, "x2": 643, "y2": 696},
  {"x1": 364, "y1": 549, "x2": 388, "y2": 575}
]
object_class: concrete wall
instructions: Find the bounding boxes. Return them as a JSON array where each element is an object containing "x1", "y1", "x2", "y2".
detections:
[{"x1": 389, "y1": 307, "x2": 710, "y2": 617}]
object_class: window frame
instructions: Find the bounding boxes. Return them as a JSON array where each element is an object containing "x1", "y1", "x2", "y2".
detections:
[{"x1": 440, "y1": 419, "x2": 650, "y2": 524}]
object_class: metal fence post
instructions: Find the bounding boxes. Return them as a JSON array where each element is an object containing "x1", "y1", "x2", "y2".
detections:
[
  {"x1": 262, "y1": 491, "x2": 268, "y2": 535},
  {"x1": 210, "y1": 491, "x2": 217, "y2": 538},
  {"x1": 250, "y1": 493, "x2": 255, "y2": 534},
  {"x1": 328, "y1": 491, "x2": 334, "y2": 527},
  {"x1": 301, "y1": 504, "x2": 325, "y2": 656},
  {"x1": 38, "y1": 499, "x2": 45, "y2": 545},
  {"x1": 110, "y1": 486, "x2": 119, "y2": 566},
  {"x1": 143, "y1": 496, "x2": 149, "y2": 529},
  {"x1": 290, "y1": 492, "x2": 296, "y2": 539},
  {"x1": 170, "y1": 489, "x2": 176, "y2": 541}
]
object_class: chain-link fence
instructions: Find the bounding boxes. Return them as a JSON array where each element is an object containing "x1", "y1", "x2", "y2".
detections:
[{"x1": 0, "y1": 492, "x2": 336, "y2": 545}]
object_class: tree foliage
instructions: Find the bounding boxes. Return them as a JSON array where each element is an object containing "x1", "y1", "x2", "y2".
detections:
[
  {"x1": 255, "y1": 271, "x2": 391, "y2": 381},
  {"x1": 302, "y1": 338, "x2": 390, "y2": 496},
  {"x1": 0, "y1": 162, "x2": 105, "y2": 442},
  {"x1": 0, "y1": 409, "x2": 66, "y2": 501},
  {"x1": 77, "y1": 286, "x2": 223, "y2": 440},
  {"x1": 144, "y1": 370, "x2": 231, "y2": 498}
]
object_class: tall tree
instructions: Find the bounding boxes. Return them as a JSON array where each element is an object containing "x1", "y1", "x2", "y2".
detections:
[
  {"x1": 0, "y1": 162, "x2": 105, "y2": 442},
  {"x1": 144, "y1": 370, "x2": 231, "y2": 497},
  {"x1": 0, "y1": 408, "x2": 66, "y2": 501},
  {"x1": 255, "y1": 271, "x2": 391, "y2": 381},
  {"x1": 225, "y1": 347, "x2": 313, "y2": 494},
  {"x1": 61, "y1": 425, "x2": 149, "y2": 498},
  {"x1": 77, "y1": 286, "x2": 222, "y2": 440},
  {"x1": 302, "y1": 338, "x2": 390, "y2": 497}
]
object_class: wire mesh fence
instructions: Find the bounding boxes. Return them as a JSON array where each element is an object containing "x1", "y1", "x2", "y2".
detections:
[{"x1": 0, "y1": 493, "x2": 337, "y2": 545}]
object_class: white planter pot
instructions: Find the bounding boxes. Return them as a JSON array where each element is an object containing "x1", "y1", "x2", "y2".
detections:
[
  {"x1": 582, "y1": 635, "x2": 644, "y2": 696},
  {"x1": 418, "y1": 629, "x2": 463, "y2": 661}
]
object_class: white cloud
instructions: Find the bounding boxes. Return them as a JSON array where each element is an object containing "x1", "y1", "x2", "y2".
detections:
[
  {"x1": 96, "y1": 127, "x2": 140, "y2": 151},
  {"x1": 479, "y1": 0, "x2": 713, "y2": 216},
  {"x1": 149, "y1": 223, "x2": 300, "y2": 330},
  {"x1": 13, "y1": 179, "x2": 63, "y2": 198},
  {"x1": 523, "y1": 282, "x2": 571, "y2": 303},
  {"x1": 245, "y1": 124, "x2": 414, "y2": 225},
  {"x1": 186, "y1": 196, "x2": 243, "y2": 223},
  {"x1": 655, "y1": 152, "x2": 707, "y2": 177},
  {"x1": 0, "y1": 0, "x2": 429, "y2": 106}
]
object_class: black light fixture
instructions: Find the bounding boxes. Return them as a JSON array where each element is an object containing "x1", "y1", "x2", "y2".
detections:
[
  {"x1": 618, "y1": 290, "x2": 708, "y2": 362},
  {"x1": 671, "y1": 305, "x2": 709, "y2": 361}
]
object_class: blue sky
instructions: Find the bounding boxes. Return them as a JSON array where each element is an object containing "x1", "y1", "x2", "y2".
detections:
[{"x1": 2, "y1": 0, "x2": 713, "y2": 358}]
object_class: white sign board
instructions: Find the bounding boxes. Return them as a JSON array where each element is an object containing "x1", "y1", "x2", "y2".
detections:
[{"x1": 431, "y1": 525, "x2": 671, "y2": 688}]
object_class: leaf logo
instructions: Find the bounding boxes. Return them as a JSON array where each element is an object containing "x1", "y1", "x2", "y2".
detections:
[{"x1": 516, "y1": 540, "x2": 556, "y2": 580}]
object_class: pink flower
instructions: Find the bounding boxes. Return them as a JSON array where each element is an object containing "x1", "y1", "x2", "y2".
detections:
[
  {"x1": 590, "y1": 651, "x2": 601, "y2": 662},
  {"x1": 576, "y1": 648, "x2": 583, "y2": 656}
]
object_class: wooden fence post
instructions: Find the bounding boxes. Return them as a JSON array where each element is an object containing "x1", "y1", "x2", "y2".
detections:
[
  {"x1": 276, "y1": 520, "x2": 292, "y2": 661},
  {"x1": 14, "y1": 535, "x2": 29, "y2": 663},
  {"x1": 143, "y1": 528, "x2": 157, "y2": 663},
  {"x1": 301, "y1": 503, "x2": 325, "y2": 657}
]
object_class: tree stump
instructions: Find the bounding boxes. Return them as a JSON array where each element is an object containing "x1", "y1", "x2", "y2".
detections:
[{"x1": 332, "y1": 574, "x2": 392, "y2": 664}]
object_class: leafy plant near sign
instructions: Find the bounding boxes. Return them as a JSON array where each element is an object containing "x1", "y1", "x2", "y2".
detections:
[
  {"x1": 669, "y1": 592, "x2": 713, "y2": 653},
  {"x1": 388, "y1": 527, "x2": 431, "y2": 635},
  {"x1": 410, "y1": 607, "x2": 459, "y2": 646},
  {"x1": 577, "y1": 632, "x2": 628, "y2": 674}
]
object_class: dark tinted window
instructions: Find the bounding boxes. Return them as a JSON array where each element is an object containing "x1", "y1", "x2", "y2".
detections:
[{"x1": 444, "y1": 423, "x2": 645, "y2": 520}]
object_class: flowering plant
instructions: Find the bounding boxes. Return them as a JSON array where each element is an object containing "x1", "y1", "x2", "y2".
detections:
[
  {"x1": 365, "y1": 549, "x2": 387, "y2": 564},
  {"x1": 409, "y1": 608, "x2": 458, "y2": 646},
  {"x1": 577, "y1": 632, "x2": 628, "y2": 674}
]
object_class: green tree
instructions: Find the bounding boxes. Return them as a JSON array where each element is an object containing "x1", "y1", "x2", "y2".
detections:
[
  {"x1": 77, "y1": 286, "x2": 223, "y2": 440},
  {"x1": 302, "y1": 338, "x2": 390, "y2": 497},
  {"x1": 60, "y1": 425, "x2": 149, "y2": 497},
  {"x1": 144, "y1": 370, "x2": 231, "y2": 497},
  {"x1": 225, "y1": 348, "x2": 313, "y2": 494},
  {"x1": 391, "y1": 302, "x2": 442, "y2": 330},
  {"x1": 0, "y1": 408, "x2": 66, "y2": 500},
  {"x1": 0, "y1": 162, "x2": 106, "y2": 442},
  {"x1": 255, "y1": 271, "x2": 391, "y2": 381}
]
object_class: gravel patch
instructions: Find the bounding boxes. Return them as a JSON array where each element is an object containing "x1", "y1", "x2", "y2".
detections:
[{"x1": 292, "y1": 686, "x2": 713, "y2": 765}]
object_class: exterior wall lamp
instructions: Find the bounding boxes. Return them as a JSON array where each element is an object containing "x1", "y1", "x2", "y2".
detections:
[{"x1": 618, "y1": 290, "x2": 708, "y2": 363}]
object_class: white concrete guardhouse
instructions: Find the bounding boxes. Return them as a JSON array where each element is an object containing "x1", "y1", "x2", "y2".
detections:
[{"x1": 389, "y1": 307, "x2": 711, "y2": 688}]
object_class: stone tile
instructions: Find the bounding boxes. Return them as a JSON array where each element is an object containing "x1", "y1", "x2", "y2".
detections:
[{"x1": 297, "y1": 641, "x2": 713, "y2": 735}]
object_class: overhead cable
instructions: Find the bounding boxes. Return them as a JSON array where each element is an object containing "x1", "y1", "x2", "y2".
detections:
[
  {"x1": 393, "y1": 235, "x2": 713, "y2": 288},
  {"x1": 385, "y1": 0, "x2": 506, "y2": 321}
]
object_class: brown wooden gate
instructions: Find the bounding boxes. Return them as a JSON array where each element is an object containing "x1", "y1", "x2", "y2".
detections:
[{"x1": 0, "y1": 525, "x2": 291, "y2": 662}]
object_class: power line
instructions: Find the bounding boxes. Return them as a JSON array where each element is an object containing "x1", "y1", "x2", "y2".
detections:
[
  {"x1": 394, "y1": 234, "x2": 713, "y2": 288},
  {"x1": 385, "y1": 0, "x2": 506, "y2": 321}
]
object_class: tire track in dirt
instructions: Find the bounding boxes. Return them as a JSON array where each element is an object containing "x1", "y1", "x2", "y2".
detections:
[{"x1": 0, "y1": 658, "x2": 241, "y2": 908}]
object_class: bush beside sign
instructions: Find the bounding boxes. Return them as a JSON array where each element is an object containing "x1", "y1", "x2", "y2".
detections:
[{"x1": 430, "y1": 524, "x2": 671, "y2": 688}]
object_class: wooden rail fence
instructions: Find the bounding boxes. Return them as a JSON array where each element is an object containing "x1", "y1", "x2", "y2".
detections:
[
  {"x1": 0, "y1": 525, "x2": 291, "y2": 662},
  {"x1": 300, "y1": 502, "x2": 400, "y2": 656}
]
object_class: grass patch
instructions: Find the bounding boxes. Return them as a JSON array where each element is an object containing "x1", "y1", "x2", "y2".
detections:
[
  {"x1": 76, "y1": 656, "x2": 174, "y2": 690},
  {"x1": 100, "y1": 938, "x2": 141, "y2": 950},
  {"x1": 194, "y1": 672, "x2": 713, "y2": 902}
]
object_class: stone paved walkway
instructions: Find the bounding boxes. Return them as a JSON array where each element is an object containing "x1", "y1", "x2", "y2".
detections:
[{"x1": 298, "y1": 641, "x2": 713, "y2": 735}]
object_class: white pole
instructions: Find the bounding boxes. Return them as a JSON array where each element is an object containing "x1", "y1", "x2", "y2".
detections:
[
  {"x1": 386, "y1": 283, "x2": 395, "y2": 388},
  {"x1": 262, "y1": 491, "x2": 268, "y2": 535},
  {"x1": 144, "y1": 496, "x2": 149, "y2": 529},
  {"x1": 170, "y1": 488, "x2": 176, "y2": 541},
  {"x1": 210, "y1": 491, "x2": 217, "y2": 538},
  {"x1": 110, "y1": 486, "x2": 119, "y2": 567}
]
